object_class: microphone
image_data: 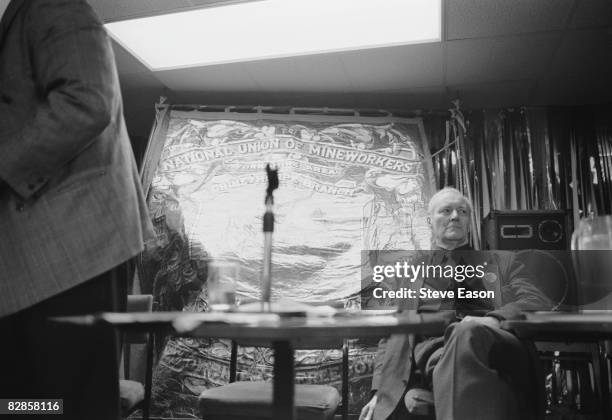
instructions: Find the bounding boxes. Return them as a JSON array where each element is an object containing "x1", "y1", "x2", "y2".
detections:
[{"x1": 261, "y1": 164, "x2": 279, "y2": 310}]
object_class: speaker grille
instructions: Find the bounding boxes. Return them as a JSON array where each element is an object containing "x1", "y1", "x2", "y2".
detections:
[
  {"x1": 537, "y1": 219, "x2": 563, "y2": 244},
  {"x1": 482, "y1": 210, "x2": 570, "y2": 250}
]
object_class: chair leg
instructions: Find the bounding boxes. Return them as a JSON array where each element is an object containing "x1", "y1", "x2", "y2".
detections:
[
  {"x1": 230, "y1": 341, "x2": 238, "y2": 383},
  {"x1": 342, "y1": 340, "x2": 349, "y2": 420},
  {"x1": 592, "y1": 342, "x2": 611, "y2": 418},
  {"x1": 143, "y1": 334, "x2": 154, "y2": 420},
  {"x1": 273, "y1": 341, "x2": 295, "y2": 420},
  {"x1": 523, "y1": 340, "x2": 546, "y2": 420},
  {"x1": 124, "y1": 339, "x2": 131, "y2": 380}
]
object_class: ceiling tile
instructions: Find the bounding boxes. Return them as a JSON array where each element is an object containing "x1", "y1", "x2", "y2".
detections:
[
  {"x1": 570, "y1": 0, "x2": 612, "y2": 29},
  {"x1": 155, "y1": 63, "x2": 259, "y2": 91},
  {"x1": 545, "y1": 28, "x2": 612, "y2": 82},
  {"x1": 446, "y1": 0, "x2": 574, "y2": 40},
  {"x1": 448, "y1": 80, "x2": 533, "y2": 108},
  {"x1": 168, "y1": 89, "x2": 450, "y2": 112},
  {"x1": 534, "y1": 28, "x2": 612, "y2": 105},
  {"x1": 88, "y1": 0, "x2": 192, "y2": 22},
  {"x1": 90, "y1": 0, "x2": 266, "y2": 22},
  {"x1": 172, "y1": 91, "x2": 275, "y2": 106},
  {"x1": 265, "y1": 92, "x2": 359, "y2": 109},
  {"x1": 111, "y1": 40, "x2": 151, "y2": 75},
  {"x1": 339, "y1": 44, "x2": 444, "y2": 91},
  {"x1": 532, "y1": 78, "x2": 612, "y2": 106},
  {"x1": 98, "y1": 0, "x2": 612, "y2": 138},
  {"x1": 174, "y1": 91, "x2": 358, "y2": 110},
  {"x1": 244, "y1": 54, "x2": 351, "y2": 92},
  {"x1": 353, "y1": 87, "x2": 448, "y2": 110},
  {"x1": 188, "y1": 0, "x2": 262, "y2": 8},
  {"x1": 446, "y1": 33, "x2": 560, "y2": 85},
  {"x1": 119, "y1": 72, "x2": 167, "y2": 93}
]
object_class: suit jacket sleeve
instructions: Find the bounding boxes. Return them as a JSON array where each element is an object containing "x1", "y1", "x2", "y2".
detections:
[
  {"x1": 487, "y1": 252, "x2": 552, "y2": 321},
  {"x1": 0, "y1": 0, "x2": 115, "y2": 199},
  {"x1": 371, "y1": 336, "x2": 387, "y2": 392}
]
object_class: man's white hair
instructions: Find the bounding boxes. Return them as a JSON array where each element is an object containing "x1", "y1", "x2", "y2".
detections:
[{"x1": 427, "y1": 187, "x2": 473, "y2": 216}]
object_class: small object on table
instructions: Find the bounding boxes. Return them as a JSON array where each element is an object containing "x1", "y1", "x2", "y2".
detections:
[{"x1": 206, "y1": 261, "x2": 239, "y2": 311}]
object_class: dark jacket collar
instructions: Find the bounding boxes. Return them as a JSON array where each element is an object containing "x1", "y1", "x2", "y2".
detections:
[{"x1": 452, "y1": 243, "x2": 475, "y2": 251}]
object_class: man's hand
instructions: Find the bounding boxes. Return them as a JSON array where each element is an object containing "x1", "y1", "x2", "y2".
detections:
[
  {"x1": 460, "y1": 315, "x2": 501, "y2": 329},
  {"x1": 359, "y1": 394, "x2": 377, "y2": 420}
]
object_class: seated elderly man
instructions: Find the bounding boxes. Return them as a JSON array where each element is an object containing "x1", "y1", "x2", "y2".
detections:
[{"x1": 360, "y1": 187, "x2": 550, "y2": 420}]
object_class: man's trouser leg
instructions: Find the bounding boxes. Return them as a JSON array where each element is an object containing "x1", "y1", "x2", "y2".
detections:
[
  {"x1": 432, "y1": 321, "x2": 534, "y2": 420},
  {"x1": 0, "y1": 264, "x2": 130, "y2": 420}
]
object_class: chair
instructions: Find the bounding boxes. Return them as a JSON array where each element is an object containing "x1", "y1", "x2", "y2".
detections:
[
  {"x1": 516, "y1": 252, "x2": 609, "y2": 417},
  {"x1": 535, "y1": 340, "x2": 608, "y2": 417},
  {"x1": 503, "y1": 312, "x2": 612, "y2": 418},
  {"x1": 198, "y1": 336, "x2": 349, "y2": 420},
  {"x1": 120, "y1": 294, "x2": 154, "y2": 420}
]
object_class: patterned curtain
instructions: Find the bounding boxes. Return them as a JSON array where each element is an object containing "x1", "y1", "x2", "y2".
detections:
[
  {"x1": 428, "y1": 103, "x2": 612, "y2": 241},
  {"x1": 548, "y1": 106, "x2": 612, "y2": 222}
]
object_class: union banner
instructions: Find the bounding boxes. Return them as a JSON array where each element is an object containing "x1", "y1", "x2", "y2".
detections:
[{"x1": 139, "y1": 107, "x2": 434, "y2": 417}]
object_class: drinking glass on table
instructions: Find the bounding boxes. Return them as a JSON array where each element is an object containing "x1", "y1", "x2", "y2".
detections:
[
  {"x1": 206, "y1": 261, "x2": 238, "y2": 311},
  {"x1": 571, "y1": 215, "x2": 612, "y2": 309},
  {"x1": 572, "y1": 215, "x2": 612, "y2": 250}
]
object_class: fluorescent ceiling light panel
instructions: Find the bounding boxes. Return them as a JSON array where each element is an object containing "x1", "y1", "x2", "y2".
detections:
[{"x1": 106, "y1": 0, "x2": 441, "y2": 71}]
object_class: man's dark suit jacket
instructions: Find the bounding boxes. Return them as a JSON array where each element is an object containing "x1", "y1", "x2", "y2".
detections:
[
  {"x1": 371, "y1": 248, "x2": 551, "y2": 420},
  {"x1": 0, "y1": 0, "x2": 153, "y2": 317}
]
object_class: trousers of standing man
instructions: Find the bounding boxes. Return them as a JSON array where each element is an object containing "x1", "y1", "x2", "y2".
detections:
[{"x1": 0, "y1": 263, "x2": 131, "y2": 420}]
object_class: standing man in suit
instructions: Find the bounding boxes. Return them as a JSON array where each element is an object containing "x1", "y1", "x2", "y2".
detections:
[
  {"x1": 0, "y1": 0, "x2": 153, "y2": 418},
  {"x1": 360, "y1": 187, "x2": 549, "y2": 420}
]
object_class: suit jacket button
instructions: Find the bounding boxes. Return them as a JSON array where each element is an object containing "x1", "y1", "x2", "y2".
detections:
[{"x1": 16, "y1": 203, "x2": 25, "y2": 212}]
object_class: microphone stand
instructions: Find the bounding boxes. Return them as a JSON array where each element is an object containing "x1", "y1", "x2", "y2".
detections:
[{"x1": 261, "y1": 164, "x2": 278, "y2": 312}]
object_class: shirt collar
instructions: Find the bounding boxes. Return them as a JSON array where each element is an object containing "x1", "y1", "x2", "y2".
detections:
[{"x1": 431, "y1": 239, "x2": 471, "y2": 251}]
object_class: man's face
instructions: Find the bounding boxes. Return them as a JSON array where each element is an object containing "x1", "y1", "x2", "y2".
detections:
[{"x1": 430, "y1": 191, "x2": 470, "y2": 249}]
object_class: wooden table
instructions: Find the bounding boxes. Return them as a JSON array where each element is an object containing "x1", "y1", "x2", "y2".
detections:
[
  {"x1": 54, "y1": 310, "x2": 449, "y2": 420},
  {"x1": 503, "y1": 311, "x2": 612, "y2": 340}
]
